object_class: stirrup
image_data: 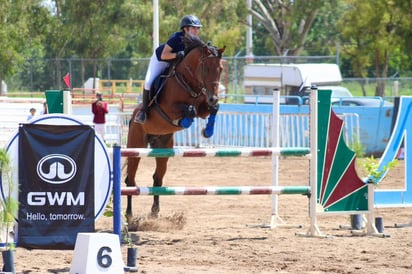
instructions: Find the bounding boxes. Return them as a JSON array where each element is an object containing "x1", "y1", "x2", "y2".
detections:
[{"x1": 134, "y1": 111, "x2": 147, "y2": 124}]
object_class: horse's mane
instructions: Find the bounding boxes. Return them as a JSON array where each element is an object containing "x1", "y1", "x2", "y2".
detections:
[{"x1": 183, "y1": 33, "x2": 219, "y2": 56}]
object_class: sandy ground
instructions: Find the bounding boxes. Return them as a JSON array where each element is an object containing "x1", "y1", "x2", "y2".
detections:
[{"x1": 7, "y1": 156, "x2": 412, "y2": 273}]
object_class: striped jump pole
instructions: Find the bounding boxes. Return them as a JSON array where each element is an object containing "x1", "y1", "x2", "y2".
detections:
[
  {"x1": 120, "y1": 147, "x2": 310, "y2": 158},
  {"x1": 121, "y1": 186, "x2": 311, "y2": 196}
]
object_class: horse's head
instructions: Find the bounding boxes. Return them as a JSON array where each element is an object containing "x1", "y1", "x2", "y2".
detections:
[{"x1": 178, "y1": 34, "x2": 226, "y2": 108}]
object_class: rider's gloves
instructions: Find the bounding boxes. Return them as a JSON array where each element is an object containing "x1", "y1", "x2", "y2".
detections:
[{"x1": 176, "y1": 51, "x2": 185, "y2": 60}]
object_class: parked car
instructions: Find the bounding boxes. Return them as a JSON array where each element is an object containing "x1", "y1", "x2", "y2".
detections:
[
  {"x1": 320, "y1": 86, "x2": 353, "y2": 98},
  {"x1": 284, "y1": 86, "x2": 353, "y2": 105},
  {"x1": 331, "y1": 97, "x2": 393, "y2": 107}
]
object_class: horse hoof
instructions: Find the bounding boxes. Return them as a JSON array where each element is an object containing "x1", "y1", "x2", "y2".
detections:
[
  {"x1": 128, "y1": 222, "x2": 139, "y2": 232},
  {"x1": 151, "y1": 205, "x2": 159, "y2": 218},
  {"x1": 202, "y1": 128, "x2": 213, "y2": 138},
  {"x1": 125, "y1": 213, "x2": 133, "y2": 224}
]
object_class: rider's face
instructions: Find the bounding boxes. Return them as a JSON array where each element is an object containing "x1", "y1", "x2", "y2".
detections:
[{"x1": 187, "y1": 26, "x2": 200, "y2": 36}]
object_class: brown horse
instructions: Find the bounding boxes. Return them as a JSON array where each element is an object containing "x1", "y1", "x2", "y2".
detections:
[{"x1": 125, "y1": 34, "x2": 225, "y2": 221}]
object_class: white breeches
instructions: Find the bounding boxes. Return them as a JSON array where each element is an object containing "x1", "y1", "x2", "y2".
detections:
[{"x1": 144, "y1": 53, "x2": 170, "y2": 90}]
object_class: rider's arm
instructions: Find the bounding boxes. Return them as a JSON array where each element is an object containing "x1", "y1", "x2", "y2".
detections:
[{"x1": 160, "y1": 44, "x2": 180, "y2": 60}]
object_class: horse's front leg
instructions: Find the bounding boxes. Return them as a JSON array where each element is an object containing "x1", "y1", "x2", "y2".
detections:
[
  {"x1": 202, "y1": 104, "x2": 219, "y2": 138},
  {"x1": 150, "y1": 157, "x2": 169, "y2": 218}
]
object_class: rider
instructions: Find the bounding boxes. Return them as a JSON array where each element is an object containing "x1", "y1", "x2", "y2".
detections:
[{"x1": 134, "y1": 15, "x2": 202, "y2": 124}]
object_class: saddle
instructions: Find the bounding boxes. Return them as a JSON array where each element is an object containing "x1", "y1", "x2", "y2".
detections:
[
  {"x1": 148, "y1": 64, "x2": 174, "y2": 107},
  {"x1": 146, "y1": 60, "x2": 193, "y2": 127}
]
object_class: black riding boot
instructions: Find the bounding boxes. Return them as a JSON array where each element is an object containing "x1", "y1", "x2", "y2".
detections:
[{"x1": 134, "y1": 89, "x2": 149, "y2": 124}]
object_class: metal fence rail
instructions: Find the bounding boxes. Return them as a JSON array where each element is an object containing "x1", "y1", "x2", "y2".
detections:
[
  {"x1": 120, "y1": 112, "x2": 359, "y2": 149},
  {"x1": 7, "y1": 56, "x2": 412, "y2": 100},
  {"x1": 0, "y1": 103, "x2": 359, "y2": 150}
]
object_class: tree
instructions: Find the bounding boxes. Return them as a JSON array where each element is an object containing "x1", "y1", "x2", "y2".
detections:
[
  {"x1": 0, "y1": 0, "x2": 38, "y2": 95},
  {"x1": 157, "y1": 1, "x2": 248, "y2": 57},
  {"x1": 113, "y1": 0, "x2": 248, "y2": 80},
  {"x1": 52, "y1": 0, "x2": 128, "y2": 88},
  {"x1": 392, "y1": 0, "x2": 412, "y2": 75},
  {"x1": 338, "y1": 0, "x2": 405, "y2": 96},
  {"x1": 17, "y1": 3, "x2": 55, "y2": 91},
  {"x1": 249, "y1": 0, "x2": 337, "y2": 56},
  {"x1": 303, "y1": 2, "x2": 346, "y2": 56}
]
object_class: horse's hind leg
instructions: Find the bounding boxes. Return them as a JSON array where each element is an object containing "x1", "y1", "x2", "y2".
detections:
[
  {"x1": 125, "y1": 156, "x2": 141, "y2": 221},
  {"x1": 125, "y1": 115, "x2": 146, "y2": 224},
  {"x1": 150, "y1": 157, "x2": 169, "y2": 217},
  {"x1": 148, "y1": 133, "x2": 173, "y2": 218}
]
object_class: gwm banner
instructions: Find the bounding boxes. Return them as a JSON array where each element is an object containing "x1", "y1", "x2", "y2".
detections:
[{"x1": 18, "y1": 124, "x2": 95, "y2": 249}]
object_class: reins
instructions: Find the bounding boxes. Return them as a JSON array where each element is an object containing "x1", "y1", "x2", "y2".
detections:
[
  {"x1": 153, "y1": 42, "x2": 221, "y2": 128},
  {"x1": 173, "y1": 45, "x2": 220, "y2": 99}
]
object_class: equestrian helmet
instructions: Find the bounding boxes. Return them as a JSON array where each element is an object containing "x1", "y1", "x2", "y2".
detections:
[{"x1": 180, "y1": 15, "x2": 202, "y2": 29}]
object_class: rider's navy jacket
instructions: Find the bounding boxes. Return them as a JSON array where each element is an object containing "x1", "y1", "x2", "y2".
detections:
[{"x1": 155, "y1": 31, "x2": 185, "y2": 61}]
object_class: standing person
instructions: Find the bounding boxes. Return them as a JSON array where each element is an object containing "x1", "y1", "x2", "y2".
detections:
[
  {"x1": 134, "y1": 14, "x2": 202, "y2": 124},
  {"x1": 40, "y1": 101, "x2": 48, "y2": 115},
  {"x1": 27, "y1": 108, "x2": 36, "y2": 121},
  {"x1": 92, "y1": 92, "x2": 109, "y2": 141}
]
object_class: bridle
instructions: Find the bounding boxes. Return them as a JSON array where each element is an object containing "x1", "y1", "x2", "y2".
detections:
[{"x1": 173, "y1": 45, "x2": 221, "y2": 104}]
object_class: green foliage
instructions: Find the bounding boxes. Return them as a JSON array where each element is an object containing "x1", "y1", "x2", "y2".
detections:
[
  {"x1": 3, "y1": 0, "x2": 412, "y2": 93},
  {"x1": 341, "y1": 78, "x2": 412, "y2": 97},
  {"x1": 362, "y1": 156, "x2": 398, "y2": 184},
  {"x1": 250, "y1": 0, "x2": 338, "y2": 56},
  {"x1": 103, "y1": 197, "x2": 113, "y2": 218},
  {"x1": 350, "y1": 134, "x2": 365, "y2": 158},
  {"x1": 351, "y1": 138, "x2": 397, "y2": 185},
  {"x1": 0, "y1": 150, "x2": 10, "y2": 171},
  {"x1": 103, "y1": 198, "x2": 134, "y2": 246},
  {"x1": 0, "y1": 149, "x2": 18, "y2": 250},
  {"x1": 110, "y1": 0, "x2": 247, "y2": 58},
  {"x1": 304, "y1": 1, "x2": 345, "y2": 56},
  {"x1": 0, "y1": 0, "x2": 40, "y2": 93},
  {"x1": 122, "y1": 219, "x2": 133, "y2": 247},
  {"x1": 337, "y1": 0, "x2": 410, "y2": 96}
]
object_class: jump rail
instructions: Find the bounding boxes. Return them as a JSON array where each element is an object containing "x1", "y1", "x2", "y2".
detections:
[
  {"x1": 121, "y1": 186, "x2": 311, "y2": 196},
  {"x1": 120, "y1": 147, "x2": 311, "y2": 158}
]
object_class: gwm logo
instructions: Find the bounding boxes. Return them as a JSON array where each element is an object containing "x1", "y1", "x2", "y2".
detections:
[{"x1": 36, "y1": 154, "x2": 77, "y2": 184}]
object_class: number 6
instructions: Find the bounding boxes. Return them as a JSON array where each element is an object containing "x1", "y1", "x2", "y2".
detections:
[{"x1": 97, "y1": 246, "x2": 113, "y2": 268}]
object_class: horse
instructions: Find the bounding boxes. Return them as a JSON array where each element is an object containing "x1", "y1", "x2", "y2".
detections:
[{"x1": 125, "y1": 34, "x2": 226, "y2": 222}]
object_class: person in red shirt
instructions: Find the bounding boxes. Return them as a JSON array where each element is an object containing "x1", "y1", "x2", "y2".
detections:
[
  {"x1": 40, "y1": 101, "x2": 48, "y2": 115},
  {"x1": 92, "y1": 92, "x2": 109, "y2": 141}
]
